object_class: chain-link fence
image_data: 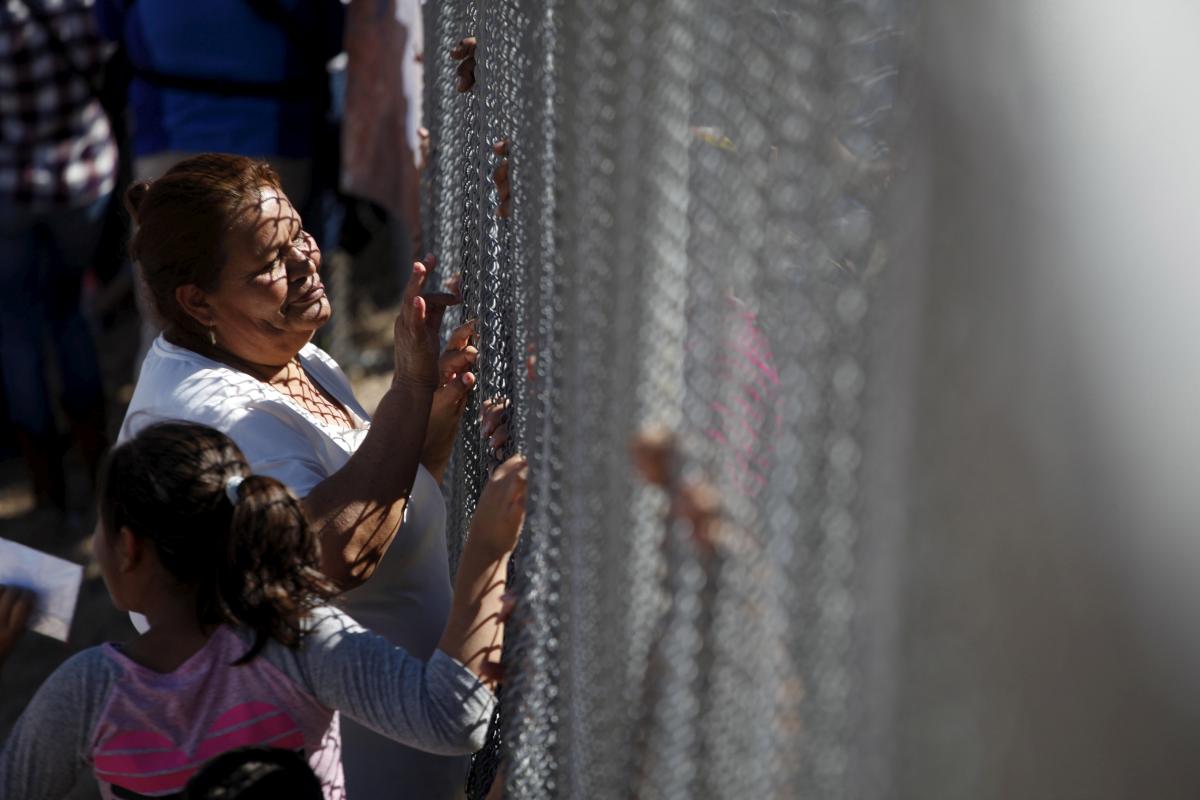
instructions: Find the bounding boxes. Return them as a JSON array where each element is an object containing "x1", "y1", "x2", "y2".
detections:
[{"x1": 424, "y1": 1, "x2": 906, "y2": 796}]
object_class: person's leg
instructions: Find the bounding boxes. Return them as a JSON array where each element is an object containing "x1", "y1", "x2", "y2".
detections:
[
  {"x1": 41, "y1": 197, "x2": 109, "y2": 490},
  {"x1": 0, "y1": 207, "x2": 64, "y2": 508}
]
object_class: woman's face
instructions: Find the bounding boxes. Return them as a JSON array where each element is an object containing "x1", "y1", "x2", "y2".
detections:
[{"x1": 195, "y1": 186, "x2": 330, "y2": 366}]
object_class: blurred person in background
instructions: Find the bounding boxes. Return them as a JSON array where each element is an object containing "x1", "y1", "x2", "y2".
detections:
[
  {"x1": 340, "y1": 0, "x2": 423, "y2": 299},
  {"x1": 93, "y1": 0, "x2": 345, "y2": 365},
  {"x1": 0, "y1": 0, "x2": 114, "y2": 513}
]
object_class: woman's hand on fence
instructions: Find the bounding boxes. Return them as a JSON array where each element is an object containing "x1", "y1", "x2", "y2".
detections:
[
  {"x1": 451, "y1": 37, "x2": 478, "y2": 92},
  {"x1": 423, "y1": 314, "x2": 479, "y2": 482},
  {"x1": 393, "y1": 256, "x2": 461, "y2": 391}
]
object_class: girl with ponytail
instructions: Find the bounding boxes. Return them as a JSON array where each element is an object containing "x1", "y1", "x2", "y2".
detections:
[{"x1": 0, "y1": 422, "x2": 526, "y2": 800}]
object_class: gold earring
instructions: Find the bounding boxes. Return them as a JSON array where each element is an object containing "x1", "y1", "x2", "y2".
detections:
[{"x1": 208, "y1": 327, "x2": 217, "y2": 347}]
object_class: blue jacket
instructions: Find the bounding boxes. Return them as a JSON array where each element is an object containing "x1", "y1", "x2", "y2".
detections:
[{"x1": 95, "y1": 0, "x2": 344, "y2": 159}]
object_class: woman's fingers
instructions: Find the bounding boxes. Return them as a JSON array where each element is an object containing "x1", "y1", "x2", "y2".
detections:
[
  {"x1": 418, "y1": 291, "x2": 462, "y2": 314},
  {"x1": 419, "y1": 294, "x2": 460, "y2": 342},
  {"x1": 394, "y1": 256, "x2": 450, "y2": 387},
  {"x1": 401, "y1": 257, "x2": 433, "y2": 308}
]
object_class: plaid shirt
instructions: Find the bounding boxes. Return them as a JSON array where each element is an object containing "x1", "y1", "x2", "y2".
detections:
[{"x1": 0, "y1": 0, "x2": 116, "y2": 209}]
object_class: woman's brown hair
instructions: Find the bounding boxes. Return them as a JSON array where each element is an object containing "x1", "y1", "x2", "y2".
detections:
[
  {"x1": 126, "y1": 154, "x2": 282, "y2": 335},
  {"x1": 99, "y1": 421, "x2": 337, "y2": 664}
]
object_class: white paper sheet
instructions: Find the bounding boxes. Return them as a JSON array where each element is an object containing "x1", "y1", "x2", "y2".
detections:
[{"x1": 0, "y1": 537, "x2": 83, "y2": 642}]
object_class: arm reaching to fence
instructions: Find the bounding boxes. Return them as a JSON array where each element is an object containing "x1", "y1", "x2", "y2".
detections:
[
  {"x1": 301, "y1": 257, "x2": 457, "y2": 587},
  {"x1": 438, "y1": 453, "x2": 529, "y2": 691}
]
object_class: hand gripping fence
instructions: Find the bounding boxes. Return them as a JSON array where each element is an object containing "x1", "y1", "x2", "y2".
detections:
[{"x1": 424, "y1": 1, "x2": 907, "y2": 796}]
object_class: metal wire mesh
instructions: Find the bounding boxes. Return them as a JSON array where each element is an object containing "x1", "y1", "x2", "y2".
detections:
[{"x1": 426, "y1": 1, "x2": 906, "y2": 796}]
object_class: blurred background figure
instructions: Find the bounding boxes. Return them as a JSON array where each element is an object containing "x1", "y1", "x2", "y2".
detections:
[
  {"x1": 0, "y1": 0, "x2": 114, "y2": 514},
  {"x1": 93, "y1": 0, "x2": 346, "y2": 365},
  {"x1": 340, "y1": 0, "x2": 424, "y2": 299}
]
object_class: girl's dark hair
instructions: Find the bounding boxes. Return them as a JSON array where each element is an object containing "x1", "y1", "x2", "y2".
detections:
[
  {"x1": 100, "y1": 421, "x2": 336, "y2": 664},
  {"x1": 125, "y1": 153, "x2": 282, "y2": 335}
]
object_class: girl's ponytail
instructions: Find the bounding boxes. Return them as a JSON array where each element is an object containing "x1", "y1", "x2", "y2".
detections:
[
  {"x1": 100, "y1": 422, "x2": 336, "y2": 664},
  {"x1": 219, "y1": 474, "x2": 336, "y2": 664}
]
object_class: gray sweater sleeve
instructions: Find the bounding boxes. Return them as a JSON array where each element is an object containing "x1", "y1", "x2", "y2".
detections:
[
  {"x1": 262, "y1": 606, "x2": 496, "y2": 756},
  {"x1": 0, "y1": 648, "x2": 119, "y2": 800}
]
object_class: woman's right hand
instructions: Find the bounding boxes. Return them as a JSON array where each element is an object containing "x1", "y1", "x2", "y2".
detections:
[
  {"x1": 469, "y1": 454, "x2": 529, "y2": 557},
  {"x1": 393, "y1": 256, "x2": 462, "y2": 390}
]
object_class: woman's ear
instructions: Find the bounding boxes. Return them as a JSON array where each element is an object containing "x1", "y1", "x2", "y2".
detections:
[
  {"x1": 175, "y1": 284, "x2": 216, "y2": 328},
  {"x1": 117, "y1": 526, "x2": 146, "y2": 574}
]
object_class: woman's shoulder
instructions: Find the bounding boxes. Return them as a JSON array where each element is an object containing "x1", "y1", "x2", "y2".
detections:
[
  {"x1": 120, "y1": 338, "x2": 287, "y2": 441},
  {"x1": 134, "y1": 337, "x2": 265, "y2": 401}
]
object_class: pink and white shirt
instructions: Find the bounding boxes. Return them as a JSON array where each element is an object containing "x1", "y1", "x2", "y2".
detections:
[{"x1": 0, "y1": 607, "x2": 494, "y2": 799}]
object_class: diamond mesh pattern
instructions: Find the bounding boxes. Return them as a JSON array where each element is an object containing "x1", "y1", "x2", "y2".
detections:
[{"x1": 425, "y1": 1, "x2": 905, "y2": 796}]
